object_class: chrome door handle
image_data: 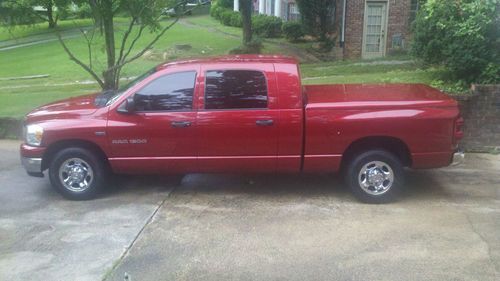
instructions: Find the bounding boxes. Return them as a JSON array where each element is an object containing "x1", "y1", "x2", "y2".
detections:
[
  {"x1": 171, "y1": 121, "x2": 191, "y2": 128},
  {"x1": 256, "y1": 119, "x2": 274, "y2": 126}
]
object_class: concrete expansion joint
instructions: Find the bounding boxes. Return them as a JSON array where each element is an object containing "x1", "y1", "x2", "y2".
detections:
[{"x1": 102, "y1": 186, "x2": 177, "y2": 281}]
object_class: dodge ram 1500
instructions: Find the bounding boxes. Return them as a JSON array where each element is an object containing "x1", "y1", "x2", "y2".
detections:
[{"x1": 21, "y1": 55, "x2": 464, "y2": 203}]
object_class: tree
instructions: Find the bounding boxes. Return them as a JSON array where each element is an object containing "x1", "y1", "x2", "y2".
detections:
[
  {"x1": 239, "y1": 0, "x2": 252, "y2": 45},
  {"x1": 42, "y1": 0, "x2": 70, "y2": 28},
  {"x1": 412, "y1": 0, "x2": 500, "y2": 84},
  {"x1": 0, "y1": 0, "x2": 71, "y2": 28},
  {"x1": 0, "y1": 1, "x2": 34, "y2": 26},
  {"x1": 58, "y1": 0, "x2": 198, "y2": 90},
  {"x1": 295, "y1": 0, "x2": 336, "y2": 42}
]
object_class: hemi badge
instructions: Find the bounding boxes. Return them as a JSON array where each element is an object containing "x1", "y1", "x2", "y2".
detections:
[{"x1": 95, "y1": 131, "x2": 106, "y2": 136}]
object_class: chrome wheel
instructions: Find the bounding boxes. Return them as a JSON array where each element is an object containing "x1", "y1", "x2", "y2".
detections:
[
  {"x1": 358, "y1": 161, "x2": 394, "y2": 195},
  {"x1": 58, "y1": 158, "x2": 94, "y2": 192}
]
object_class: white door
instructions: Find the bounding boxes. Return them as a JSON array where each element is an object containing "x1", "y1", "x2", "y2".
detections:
[{"x1": 362, "y1": 1, "x2": 388, "y2": 59}]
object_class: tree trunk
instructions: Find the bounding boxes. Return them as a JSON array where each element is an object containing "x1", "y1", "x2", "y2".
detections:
[
  {"x1": 319, "y1": 11, "x2": 327, "y2": 42},
  {"x1": 101, "y1": 0, "x2": 117, "y2": 90},
  {"x1": 239, "y1": 0, "x2": 252, "y2": 45},
  {"x1": 46, "y1": 3, "x2": 56, "y2": 28},
  {"x1": 319, "y1": 1, "x2": 335, "y2": 42}
]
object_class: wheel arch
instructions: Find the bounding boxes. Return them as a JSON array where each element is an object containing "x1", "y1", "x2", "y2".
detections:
[
  {"x1": 341, "y1": 136, "x2": 412, "y2": 170},
  {"x1": 41, "y1": 139, "x2": 109, "y2": 171}
]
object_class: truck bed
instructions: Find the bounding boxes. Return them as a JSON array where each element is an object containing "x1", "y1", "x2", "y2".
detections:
[
  {"x1": 304, "y1": 83, "x2": 458, "y2": 109},
  {"x1": 301, "y1": 83, "x2": 460, "y2": 172}
]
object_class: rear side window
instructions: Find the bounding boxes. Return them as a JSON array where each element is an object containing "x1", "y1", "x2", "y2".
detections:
[
  {"x1": 205, "y1": 70, "x2": 268, "y2": 110},
  {"x1": 134, "y1": 71, "x2": 196, "y2": 111}
]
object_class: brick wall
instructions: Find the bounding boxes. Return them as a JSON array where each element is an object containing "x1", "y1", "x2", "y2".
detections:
[
  {"x1": 344, "y1": 0, "x2": 364, "y2": 58},
  {"x1": 457, "y1": 85, "x2": 500, "y2": 152},
  {"x1": 343, "y1": 0, "x2": 411, "y2": 59},
  {"x1": 386, "y1": 0, "x2": 411, "y2": 53}
]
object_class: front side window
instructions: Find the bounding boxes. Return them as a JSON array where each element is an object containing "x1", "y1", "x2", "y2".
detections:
[
  {"x1": 205, "y1": 70, "x2": 268, "y2": 110},
  {"x1": 134, "y1": 71, "x2": 196, "y2": 111}
]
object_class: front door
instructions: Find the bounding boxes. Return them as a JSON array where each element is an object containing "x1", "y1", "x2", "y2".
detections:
[
  {"x1": 362, "y1": 1, "x2": 388, "y2": 59},
  {"x1": 195, "y1": 64, "x2": 280, "y2": 173},
  {"x1": 107, "y1": 66, "x2": 199, "y2": 174}
]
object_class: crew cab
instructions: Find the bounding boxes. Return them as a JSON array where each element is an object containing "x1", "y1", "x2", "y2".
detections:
[{"x1": 21, "y1": 55, "x2": 464, "y2": 203}]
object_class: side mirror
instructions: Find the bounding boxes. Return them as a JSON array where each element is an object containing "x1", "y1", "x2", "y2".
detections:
[{"x1": 117, "y1": 96, "x2": 135, "y2": 114}]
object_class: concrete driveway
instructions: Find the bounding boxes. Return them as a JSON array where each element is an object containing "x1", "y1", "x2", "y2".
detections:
[
  {"x1": 1, "y1": 140, "x2": 499, "y2": 281},
  {"x1": 0, "y1": 140, "x2": 175, "y2": 281}
]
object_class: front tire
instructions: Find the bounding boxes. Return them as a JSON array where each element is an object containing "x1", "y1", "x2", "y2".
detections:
[
  {"x1": 49, "y1": 147, "x2": 107, "y2": 200},
  {"x1": 346, "y1": 150, "x2": 404, "y2": 204}
]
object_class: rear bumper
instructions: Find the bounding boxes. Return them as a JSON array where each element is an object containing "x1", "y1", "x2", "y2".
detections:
[{"x1": 411, "y1": 149, "x2": 465, "y2": 169}]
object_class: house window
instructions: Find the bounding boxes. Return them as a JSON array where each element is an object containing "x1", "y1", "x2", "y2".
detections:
[
  {"x1": 409, "y1": 0, "x2": 420, "y2": 23},
  {"x1": 287, "y1": 2, "x2": 300, "y2": 21}
]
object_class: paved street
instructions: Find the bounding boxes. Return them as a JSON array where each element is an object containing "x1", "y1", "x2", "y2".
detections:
[{"x1": 1, "y1": 140, "x2": 499, "y2": 281}]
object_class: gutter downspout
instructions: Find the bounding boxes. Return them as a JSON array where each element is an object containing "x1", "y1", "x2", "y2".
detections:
[{"x1": 341, "y1": 0, "x2": 346, "y2": 48}]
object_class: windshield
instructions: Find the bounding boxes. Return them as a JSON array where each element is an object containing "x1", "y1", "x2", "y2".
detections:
[{"x1": 104, "y1": 67, "x2": 158, "y2": 106}]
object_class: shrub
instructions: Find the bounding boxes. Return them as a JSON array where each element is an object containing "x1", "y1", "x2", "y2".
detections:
[
  {"x1": 230, "y1": 11, "x2": 242, "y2": 27},
  {"x1": 211, "y1": 0, "x2": 233, "y2": 20},
  {"x1": 216, "y1": 0, "x2": 233, "y2": 9},
  {"x1": 58, "y1": 6, "x2": 73, "y2": 20},
  {"x1": 252, "y1": 14, "x2": 282, "y2": 38},
  {"x1": 76, "y1": 3, "x2": 93, "y2": 19},
  {"x1": 282, "y1": 21, "x2": 305, "y2": 42},
  {"x1": 296, "y1": 0, "x2": 336, "y2": 41},
  {"x1": 480, "y1": 63, "x2": 500, "y2": 84},
  {"x1": 211, "y1": 5, "x2": 284, "y2": 39},
  {"x1": 412, "y1": 0, "x2": 500, "y2": 84},
  {"x1": 210, "y1": 5, "x2": 224, "y2": 20},
  {"x1": 211, "y1": 3, "x2": 241, "y2": 28},
  {"x1": 220, "y1": 9, "x2": 235, "y2": 26}
]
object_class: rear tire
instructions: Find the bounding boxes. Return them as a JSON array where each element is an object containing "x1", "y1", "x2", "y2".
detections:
[
  {"x1": 345, "y1": 150, "x2": 404, "y2": 204},
  {"x1": 49, "y1": 147, "x2": 107, "y2": 200}
]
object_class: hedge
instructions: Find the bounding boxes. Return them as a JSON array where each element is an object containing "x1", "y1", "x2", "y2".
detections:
[
  {"x1": 282, "y1": 21, "x2": 304, "y2": 42},
  {"x1": 252, "y1": 14, "x2": 282, "y2": 38},
  {"x1": 210, "y1": 6, "x2": 283, "y2": 38}
]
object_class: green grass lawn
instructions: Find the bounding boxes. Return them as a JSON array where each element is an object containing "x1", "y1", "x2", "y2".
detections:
[
  {"x1": 185, "y1": 15, "x2": 242, "y2": 37},
  {"x1": 0, "y1": 15, "x2": 453, "y2": 119},
  {"x1": 0, "y1": 19, "x2": 95, "y2": 41},
  {"x1": 0, "y1": 83, "x2": 98, "y2": 118},
  {"x1": 0, "y1": 17, "x2": 246, "y2": 118},
  {"x1": 300, "y1": 60, "x2": 446, "y2": 85}
]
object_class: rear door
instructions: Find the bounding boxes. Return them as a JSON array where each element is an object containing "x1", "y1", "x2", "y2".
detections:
[
  {"x1": 196, "y1": 64, "x2": 279, "y2": 172},
  {"x1": 362, "y1": 1, "x2": 388, "y2": 59}
]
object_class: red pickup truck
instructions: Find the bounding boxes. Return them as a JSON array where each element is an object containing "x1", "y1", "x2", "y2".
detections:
[{"x1": 21, "y1": 55, "x2": 464, "y2": 203}]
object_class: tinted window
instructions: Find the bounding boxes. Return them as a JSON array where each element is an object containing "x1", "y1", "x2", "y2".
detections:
[
  {"x1": 205, "y1": 70, "x2": 268, "y2": 110},
  {"x1": 134, "y1": 71, "x2": 196, "y2": 111}
]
